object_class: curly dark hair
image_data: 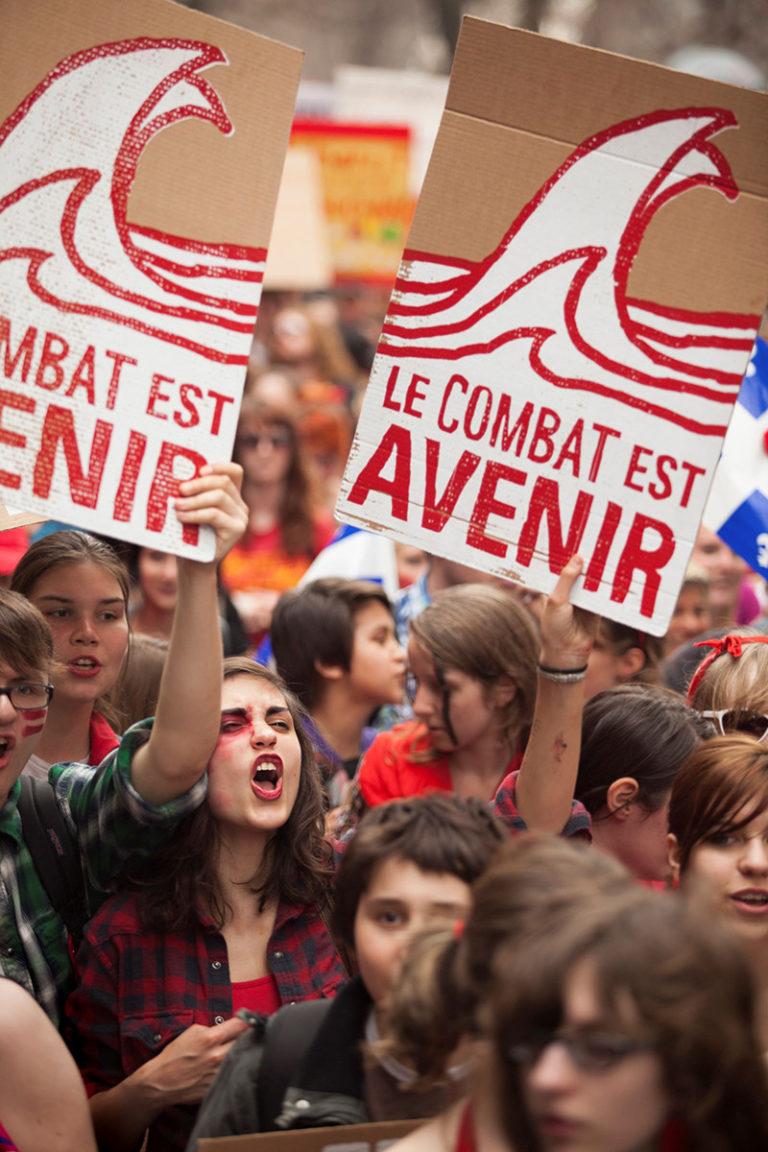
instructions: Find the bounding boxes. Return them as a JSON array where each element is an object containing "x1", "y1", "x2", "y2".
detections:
[{"x1": 123, "y1": 658, "x2": 334, "y2": 932}]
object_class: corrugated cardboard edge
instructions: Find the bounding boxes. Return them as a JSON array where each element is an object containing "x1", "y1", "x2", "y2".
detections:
[{"x1": 198, "y1": 1118, "x2": 419, "y2": 1151}]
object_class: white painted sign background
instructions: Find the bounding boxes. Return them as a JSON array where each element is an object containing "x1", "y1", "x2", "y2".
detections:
[
  {"x1": 337, "y1": 41, "x2": 765, "y2": 634},
  {"x1": 0, "y1": 29, "x2": 294, "y2": 558}
]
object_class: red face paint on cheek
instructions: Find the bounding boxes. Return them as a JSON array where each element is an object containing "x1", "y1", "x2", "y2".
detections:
[{"x1": 21, "y1": 708, "x2": 47, "y2": 738}]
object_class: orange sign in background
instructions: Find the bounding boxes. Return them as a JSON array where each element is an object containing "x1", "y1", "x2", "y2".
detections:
[{"x1": 291, "y1": 120, "x2": 414, "y2": 283}]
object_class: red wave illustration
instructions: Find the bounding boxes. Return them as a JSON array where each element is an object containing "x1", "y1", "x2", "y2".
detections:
[
  {"x1": 0, "y1": 37, "x2": 265, "y2": 361},
  {"x1": 381, "y1": 106, "x2": 756, "y2": 436}
]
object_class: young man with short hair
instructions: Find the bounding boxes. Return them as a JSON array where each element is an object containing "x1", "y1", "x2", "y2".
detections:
[{"x1": 271, "y1": 578, "x2": 406, "y2": 800}]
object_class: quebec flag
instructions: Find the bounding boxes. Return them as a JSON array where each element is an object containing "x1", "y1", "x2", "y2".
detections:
[
  {"x1": 299, "y1": 523, "x2": 400, "y2": 600},
  {"x1": 705, "y1": 337, "x2": 768, "y2": 577}
]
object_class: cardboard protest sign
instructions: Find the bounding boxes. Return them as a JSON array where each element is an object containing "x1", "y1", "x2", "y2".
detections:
[
  {"x1": 705, "y1": 337, "x2": 768, "y2": 577},
  {"x1": 198, "y1": 1118, "x2": 418, "y2": 1152},
  {"x1": 336, "y1": 18, "x2": 768, "y2": 635},
  {"x1": 0, "y1": 501, "x2": 40, "y2": 532},
  {"x1": 291, "y1": 120, "x2": 414, "y2": 284},
  {"x1": 0, "y1": 0, "x2": 302, "y2": 559}
]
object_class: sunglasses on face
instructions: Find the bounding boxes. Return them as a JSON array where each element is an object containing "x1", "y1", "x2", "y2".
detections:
[
  {"x1": 698, "y1": 709, "x2": 768, "y2": 743},
  {"x1": 506, "y1": 1028, "x2": 654, "y2": 1073},
  {"x1": 237, "y1": 432, "x2": 291, "y2": 451}
]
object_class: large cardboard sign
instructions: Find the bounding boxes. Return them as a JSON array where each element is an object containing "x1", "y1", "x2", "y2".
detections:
[
  {"x1": 0, "y1": 0, "x2": 302, "y2": 559},
  {"x1": 291, "y1": 120, "x2": 414, "y2": 284},
  {"x1": 336, "y1": 19, "x2": 768, "y2": 634},
  {"x1": 198, "y1": 1119, "x2": 418, "y2": 1151}
]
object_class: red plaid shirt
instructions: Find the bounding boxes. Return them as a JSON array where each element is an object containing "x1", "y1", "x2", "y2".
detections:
[
  {"x1": 65, "y1": 892, "x2": 345, "y2": 1152},
  {"x1": 492, "y1": 771, "x2": 592, "y2": 839}
]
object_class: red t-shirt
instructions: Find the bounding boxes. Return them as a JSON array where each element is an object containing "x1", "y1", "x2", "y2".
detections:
[
  {"x1": 231, "y1": 974, "x2": 281, "y2": 1017},
  {"x1": 88, "y1": 711, "x2": 120, "y2": 766},
  {"x1": 221, "y1": 517, "x2": 335, "y2": 598},
  {"x1": 358, "y1": 721, "x2": 522, "y2": 807}
]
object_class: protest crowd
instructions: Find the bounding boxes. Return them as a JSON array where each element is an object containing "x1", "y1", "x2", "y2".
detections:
[
  {"x1": 2, "y1": 4, "x2": 768, "y2": 1152},
  {"x1": 1, "y1": 284, "x2": 768, "y2": 1151}
]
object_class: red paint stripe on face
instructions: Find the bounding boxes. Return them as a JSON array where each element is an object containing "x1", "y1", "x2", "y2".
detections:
[
  {"x1": 22, "y1": 709, "x2": 47, "y2": 720},
  {"x1": 22, "y1": 723, "x2": 45, "y2": 737}
]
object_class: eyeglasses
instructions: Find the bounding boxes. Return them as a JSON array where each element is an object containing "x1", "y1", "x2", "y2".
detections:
[
  {"x1": 506, "y1": 1029, "x2": 654, "y2": 1073},
  {"x1": 0, "y1": 683, "x2": 54, "y2": 712},
  {"x1": 698, "y1": 709, "x2": 768, "y2": 743},
  {"x1": 237, "y1": 432, "x2": 291, "y2": 451}
]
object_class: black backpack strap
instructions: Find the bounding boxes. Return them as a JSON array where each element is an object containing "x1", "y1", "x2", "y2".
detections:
[
  {"x1": 258, "y1": 999, "x2": 332, "y2": 1130},
  {"x1": 18, "y1": 776, "x2": 86, "y2": 948},
  {"x1": 186, "y1": 1003, "x2": 331, "y2": 1147}
]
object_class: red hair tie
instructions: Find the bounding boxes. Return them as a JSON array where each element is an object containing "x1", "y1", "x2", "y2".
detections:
[{"x1": 687, "y1": 634, "x2": 768, "y2": 701}]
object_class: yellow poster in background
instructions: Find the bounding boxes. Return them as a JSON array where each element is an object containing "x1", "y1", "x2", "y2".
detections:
[{"x1": 291, "y1": 120, "x2": 414, "y2": 283}]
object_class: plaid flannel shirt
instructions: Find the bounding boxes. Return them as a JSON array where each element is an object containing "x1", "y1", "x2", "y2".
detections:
[
  {"x1": 66, "y1": 891, "x2": 346, "y2": 1152},
  {"x1": 492, "y1": 769, "x2": 592, "y2": 839},
  {"x1": 0, "y1": 721, "x2": 206, "y2": 1025}
]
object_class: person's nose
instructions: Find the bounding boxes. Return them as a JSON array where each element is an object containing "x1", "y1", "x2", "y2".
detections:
[
  {"x1": 526, "y1": 1040, "x2": 578, "y2": 1097},
  {"x1": 738, "y1": 835, "x2": 768, "y2": 876},
  {"x1": 0, "y1": 691, "x2": 17, "y2": 725},
  {"x1": 161, "y1": 556, "x2": 178, "y2": 581},
  {"x1": 249, "y1": 719, "x2": 277, "y2": 748},
  {"x1": 411, "y1": 682, "x2": 435, "y2": 721},
  {"x1": 71, "y1": 613, "x2": 99, "y2": 645}
]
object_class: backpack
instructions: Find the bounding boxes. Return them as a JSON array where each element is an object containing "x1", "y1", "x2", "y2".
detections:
[
  {"x1": 17, "y1": 776, "x2": 87, "y2": 949},
  {"x1": 187, "y1": 999, "x2": 333, "y2": 1146}
]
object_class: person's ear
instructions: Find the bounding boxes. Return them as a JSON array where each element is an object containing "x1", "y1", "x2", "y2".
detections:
[
  {"x1": 616, "y1": 646, "x2": 646, "y2": 683},
  {"x1": 490, "y1": 676, "x2": 516, "y2": 708},
  {"x1": 605, "y1": 777, "x2": 640, "y2": 819},
  {"x1": 667, "y1": 833, "x2": 682, "y2": 885},
  {"x1": 314, "y1": 659, "x2": 345, "y2": 683}
]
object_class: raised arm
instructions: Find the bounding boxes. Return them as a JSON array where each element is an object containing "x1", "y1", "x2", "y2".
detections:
[
  {"x1": 130, "y1": 462, "x2": 248, "y2": 806},
  {"x1": 0, "y1": 980, "x2": 97, "y2": 1152},
  {"x1": 514, "y1": 556, "x2": 598, "y2": 833}
]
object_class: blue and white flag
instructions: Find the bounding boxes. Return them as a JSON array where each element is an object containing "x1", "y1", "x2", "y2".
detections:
[
  {"x1": 705, "y1": 337, "x2": 768, "y2": 577},
  {"x1": 254, "y1": 524, "x2": 400, "y2": 664},
  {"x1": 299, "y1": 523, "x2": 400, "y2": 600}
]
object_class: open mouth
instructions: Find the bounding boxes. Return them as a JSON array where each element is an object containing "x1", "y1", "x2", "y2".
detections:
[
  {"x1": 731, "y1": 890, "x2": 768, "y2": 912},
  {"x1": 251, "y1": 756, "x2": 283, "y2": 801},
  {"x1": 0, "y1": 735, "x2": 16, "y2": 765},
  {"x1": 68, "y1": 658, "x2": 102, "y2": 677}
]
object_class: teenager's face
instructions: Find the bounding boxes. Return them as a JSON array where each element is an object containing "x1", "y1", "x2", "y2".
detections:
[
  {"x1": 583, "y1": 627, "x2": 643, "y2": 702},
  {"x1": 207, "y1": 675, "x2": 302, "y2": 836},
  {"x1": 0, "y1": 659, "x2": 50, "y2": 803},
  {"x1": 236, "y1": 420, "x2": 293, "y2": 487},
  {"x1": 353, "y1": 855, "x2": 471, "y2": 1010},
  {"x1": 138, "y1": 549, "x2": 178, "y2": 613},
  {"x1": 408, "y1": 638, "x2": 502, "y2": 754},
  {"x1": 347, "y1": 601, "x2": 406, "y2": 708},
  {"x1": 690, "y1": 527, "x2": 745, "y2": 617},
  {"x1": 521, "y1": 958, "x2": 668, "y2": 1152},
  {"x1": 665, "y1": 584, "x2": 710, "y2": 652},
  {"x1": 29, "y1": 562, "x2": 128, "y2": 706},
  {"x1": 680, "y1": 806, "x2": 768, "y2": 947}
]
